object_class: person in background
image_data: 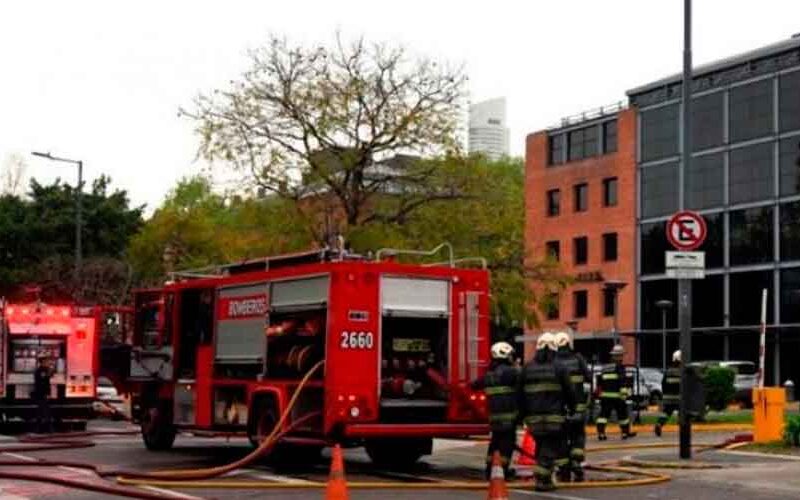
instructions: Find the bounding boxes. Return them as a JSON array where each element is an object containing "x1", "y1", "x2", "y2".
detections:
[
  {"x1": 33, "y1": 353, "x2": 54, "y2": 433},
  {"x1": 471, "y1": 341, "x2": 521, "y2": 479},
  {"x1": 655, "y1": 350, "x2": 682, "y2": 437},
  {"x1": 595, "y1": 344, "x2": 636, "y2": 440}
]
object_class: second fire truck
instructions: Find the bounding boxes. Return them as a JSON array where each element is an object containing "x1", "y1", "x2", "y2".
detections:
[{"x1": 118, "y1": 245, "x2": 491, "y2": 465}]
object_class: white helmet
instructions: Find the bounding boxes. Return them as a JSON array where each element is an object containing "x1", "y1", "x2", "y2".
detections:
[
  {"x1": 554, "y1": 331, "x2": 573, "y2": 350},
  {"x1": 610, "y1": 344, "x2": 624, "y2": 357},
  {"x1": 490, "y1": 342, "x2": 515, "y2": 361},
  {"x1": 672, "y1": 350, "x2": 682, "y2": 363},
  {"x1": 536, "y1": 332, "x2": 557, "y2": 352}
]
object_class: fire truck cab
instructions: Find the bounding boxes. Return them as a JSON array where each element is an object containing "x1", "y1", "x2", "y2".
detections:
[
  {"x1": 124, "y1": 247, "x2": 491, "y2": 465},
  {"x1": 0, "y1": 300, "x2": 127, "y2": 428}
]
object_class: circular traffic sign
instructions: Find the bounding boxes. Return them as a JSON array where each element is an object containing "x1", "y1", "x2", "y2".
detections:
[{"x1": 666, "y1": 211, "x2": 707, "y2": 251}]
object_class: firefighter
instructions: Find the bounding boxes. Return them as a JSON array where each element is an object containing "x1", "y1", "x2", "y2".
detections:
[
  {"x1": 554, "y1": 331, "x2": 590, "y2": 483},
  {"x1": 595, "y1": 344, "x2": 636, "y2": 441},
  {"x1": 33, "y1": 353, "x2": 54, "y2": 433},
  {"x1": 522, "y1": 332, "x2": 575, "y2": 492},
  {"x1": 471, "y1": 341, "x2": 520, "y2": 479},
  {"x1": 655, "y1": 350, "x2": 682, "y2": 437}
]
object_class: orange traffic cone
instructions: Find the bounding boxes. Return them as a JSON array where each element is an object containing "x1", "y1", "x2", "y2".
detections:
[
  {"x1": 326, "y1": 444, "x2": 349, "y2": 500},
  {"x1": 487, "y1": 451, "x2": 510, "y2": 500},
  {"x1": 514, "y1": 430, "x2": 536, "y2": 478}
]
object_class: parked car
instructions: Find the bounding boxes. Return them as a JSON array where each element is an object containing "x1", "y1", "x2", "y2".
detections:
[
  {"x1": 93, "y1": 377, "x2": 127, "y2": 419},
  {"x1": 586, "y1": 364, "x2": 651, "y2": 423},
  {"x1": 640, "y1": 367, "x2": 664, "y2": 405}
]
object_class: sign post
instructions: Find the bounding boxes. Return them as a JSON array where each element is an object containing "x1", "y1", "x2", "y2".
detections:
[{"x1": 666, "y1": 210, "x2": 706, "y2": 460}]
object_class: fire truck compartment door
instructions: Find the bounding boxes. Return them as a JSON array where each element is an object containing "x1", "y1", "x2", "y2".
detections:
[
  {"x1": 216, "y1": 283, "x2": 268, "y2": 362},
  {"x1": 129, "y1": 346, "x2": 173, "y2": 380},
  {"x1": 381, "y1": 277, "x2": 449, "y2": 317},
  {"x1": 270, "y1": 276, "x2": 329, "y2": 311}
]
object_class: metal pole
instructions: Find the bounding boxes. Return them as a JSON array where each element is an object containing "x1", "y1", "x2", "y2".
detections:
[
  {"x1": 662, "y1": 309, "x2": 667, "y2": 372},
  {"x1": 76, "y1": 160, "x2": 83, "y2": 288},
  {"x1": 679, "y1": 0, "x2": 693, "y2": 461}
]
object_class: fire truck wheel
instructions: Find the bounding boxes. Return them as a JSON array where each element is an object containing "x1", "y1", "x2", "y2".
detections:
[
  {"x1": 141, "y1": 402, "x2": 176, "y2": 451},
  {"x1": 248, "y1": 404, "x2": 278, "y2": 448},
  {"x1": 365, "y1": 438, "x2": 432, "y2": 469}
]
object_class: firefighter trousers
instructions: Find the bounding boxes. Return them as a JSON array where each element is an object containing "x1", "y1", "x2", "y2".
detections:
[
  {"x1": 657, "y1": 403, "x2": 679, "y2": 426},
  {"x1": 532, "y1": 431, "x2": 568, "y2": 487},
  {"x1": 485, "y1": 428, "x2": 517, "y2": 479},
  {"x1": 567, "y1": 414, "x2": 587, "y2": 471},
  {"x1": 596, "y1": 398, "x2": 631, "y2": 435},
  {"x1": 35, "y1": 397, "x2": 54, "y2": 433}
]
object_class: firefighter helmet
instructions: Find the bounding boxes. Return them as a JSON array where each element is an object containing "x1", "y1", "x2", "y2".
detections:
[
  {"x1": 490, "y1": 342, "x2": 515, "y2": 361},
  {"x1": 536, "y1": 332, "x2": 557, "y2": 352},
  {"x1": 554, "y1": 331, "x2": 573, "y2": 350},
  {"x1": 672, "y1": 350, "x2": 682, "y2": 363},
  {"x1": 610, "y1": 344, "x2": 624, "y2": 357}
]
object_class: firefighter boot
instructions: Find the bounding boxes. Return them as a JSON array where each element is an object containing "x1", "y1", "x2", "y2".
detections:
[
  {"x1": 621, "y1": 424, "x2": 637, "y2": 440},
  {"x1": 654, "y1": 422, "x2": 663, "y2": 437},
  {"x1": 535, "y1": 475, "x2": 556, "y2": 492},
  {"x1": 572, "y1": 465, "x2": 585, "y2": 483},
  {"x1": 597, "y1": 423, "x2": 607, "y2": 441},
  {"x1": 556, "y1": 467, "x2": 572, "y2": 484}
]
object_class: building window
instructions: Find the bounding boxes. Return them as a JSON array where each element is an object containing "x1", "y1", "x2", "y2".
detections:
[
  {"x1": 780, "y1": 137, "x2": 800, "y2": 197},
  {"x1": 603, "y1": 177, "x2": 618, "y2": 207},
  {"x1": 685, "y1": 152, "x2": 723, "y2": 210},
  {"x1": 640, "y1": 222, "x2": 669, "y2": 275},
  {"x1": 641, "y1": 162, "x2": 679, "y2": 218},
  {"x1": 602, "y1": 288, "x2": 615, "y2": 317},
  {"x1": 781, "y1": 268, "x2": 800, "y2": 324},
  {"x1": 730, "y1": 206, "x2": 774, "y2": 266},
  {"x1": 730, "y1": 270, "x2": 774, "y2": 326},
  {"x1": 602, "y1": 233, "x2": 618, "y2": 262},
  {"x1": 546, "y1": 240, "x2": 560, "y2": 261},
  {"x1": 548, "y1": 134, "x2": 565, "y2": 166},
  {"x1": 573, "y1": 236, "x2": 588, "y2": 265},
  {"x1": 546, "y1": 189, "x2": 560, "y2": 217},
  {"x1": 729, "y1": 79, "x2": 774, "y2": 143},
  {"x1": 574, "y1": 183, "x2": 588, "y2": 212},
  {"x1": 692, "y1": 274, "x2": 724, "y2": 327},
  {"x1": 697, "y1": 212, "x2": 724, "y2": 269},
  {"x1": 641, "y1": 104, "x2": 678, "y2": 162},
  {"x1": 640, "y1": 280, "x2": 678, "y2": 331},
  {"x1": 780, "y1": 201, "x2": 800, "y2": 261},
  {"x1": 692, "y1": 92, "x2": 724, "y2": 151},
  {"x1": 568, "y1": 126, "x2": 598, "y2": 162},
  {"x1": 780, "y1": 70, "x2": 800, "y2": 132},
  {"x1": 573, "y1": 290, "x2": 588, "y2": 319},
  {"x1": 603, "y1": 120, "x2": 618, "y2": 154},
  {"x1": 545, "y1": 293, "x2": 560, "y2": 320},
  {"x1": 730, "y1": 142, "x2": 774, "y2": 204}
]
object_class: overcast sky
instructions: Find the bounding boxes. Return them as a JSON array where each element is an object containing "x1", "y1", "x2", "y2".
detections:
[{"x1": 1, "y1": 1, "x2": 799, "y2": 211}]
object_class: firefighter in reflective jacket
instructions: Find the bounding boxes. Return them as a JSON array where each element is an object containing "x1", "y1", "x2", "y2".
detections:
[
  {"x1": 595, "y1": 344, "x2": 636, "y2": 440},
  {"x1": 471, "y1": 341, "x2": 520, "y2": 478},
  {"x1": 655, "y1": 350, "x2": 682, "y2": 436},
  {"x1": 554, "y1": 331, "x2": 590, "y2": 482},
  {"x1": 522, "y1": 332, "x2": 576, "y2": 492}
]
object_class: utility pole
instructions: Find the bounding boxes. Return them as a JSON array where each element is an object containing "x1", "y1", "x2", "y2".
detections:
[{"x1": 679, "y1": 0, "x2": 694, "y2": 460}]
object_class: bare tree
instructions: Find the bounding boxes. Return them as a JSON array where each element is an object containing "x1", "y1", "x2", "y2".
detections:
[
  {"x1": 1, "y1": 153, "x2": 27, "y2": 196},
  {"x1": 183, "y1": 33, "x2": 467, "y2": 231}
]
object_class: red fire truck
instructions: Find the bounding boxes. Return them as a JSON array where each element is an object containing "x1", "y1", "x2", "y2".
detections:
[
  {"x1": 121, "y1": 246, "x2": 491, "y2": 465},
  {"x1": 0, "y1": 300, "x2": 131, "y2": 429}
]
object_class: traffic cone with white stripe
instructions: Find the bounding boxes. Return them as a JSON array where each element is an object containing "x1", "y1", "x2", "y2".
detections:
[
  {"x1": 514, "y1": 429, "x2": 536, "y2": 478},
  {"x1": 487, "y1": 450, "x2": 510, "y2": 500},
  {"x1": 325, "y1": 444, "x2": 349, "y2": 500}
]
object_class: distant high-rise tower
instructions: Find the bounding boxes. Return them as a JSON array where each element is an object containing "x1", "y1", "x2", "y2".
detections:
[{"x1": 468, "y1": 97, "x2": 509, "y2": 159}]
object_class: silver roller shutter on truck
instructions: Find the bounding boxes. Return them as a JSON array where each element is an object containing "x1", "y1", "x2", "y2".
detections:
[
  {"x1": 380, "y1": 277, "x2": 449, "y2": 317},
  {"x1": 216, "y1": 283, "x2": 268, "y2": 363}
]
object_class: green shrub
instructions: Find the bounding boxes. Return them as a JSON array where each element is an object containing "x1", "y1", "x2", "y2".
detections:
[
  {"x1": 785, "y1": 414, "x2": 800, "y2": 447},
  {"x1": 703, "y1": 366, "x2": 735, "y2": 411}
]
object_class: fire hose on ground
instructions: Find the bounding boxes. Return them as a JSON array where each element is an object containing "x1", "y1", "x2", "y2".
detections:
[{"x1": 0, "y1": 359, "x2": 751, "y2": 496}]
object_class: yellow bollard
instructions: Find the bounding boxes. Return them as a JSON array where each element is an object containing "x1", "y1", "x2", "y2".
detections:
[{"x1": 752, "y1": 387, "x2": 786, "y2": 443}]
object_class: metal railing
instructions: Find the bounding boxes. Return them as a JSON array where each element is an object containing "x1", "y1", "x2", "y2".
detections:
[
  {"x1": 547, "y1": 101, "x2": 628, "y2": 130},
  {"x1": 376, "y1": 242, "x2": 454, "y2": 267}
]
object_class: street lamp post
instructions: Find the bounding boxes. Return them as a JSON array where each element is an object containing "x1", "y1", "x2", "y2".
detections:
[
  {"x1": 656, "y1": 300, "x2": 674, "y2": 372},
  {"x1": 31, "y1": 152, "x2": 83, "y2": 286},
  {"x1": 604, "y1": 280, "x2": 627, "y2": 346}
]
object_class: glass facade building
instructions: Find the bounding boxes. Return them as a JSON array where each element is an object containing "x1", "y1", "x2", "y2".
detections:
[{"x1": 629, "y1": 38, "x2": 800, "y2": 385}]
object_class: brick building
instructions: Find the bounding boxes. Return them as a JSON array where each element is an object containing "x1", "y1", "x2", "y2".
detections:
[
  {"x1": 524, "y1": 107, "x2": 637, "y2": 363},
  {"x1": 524, "y1": 35, "x2": 800, "y2": 386}
]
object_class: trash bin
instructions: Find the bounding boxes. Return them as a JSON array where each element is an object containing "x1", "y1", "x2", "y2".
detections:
[
  {"x1": 784, "y1": 380, "x2": 795, "y2": 402},
  {"x1": 752, "y1": 387, "x2": 786, "y2": 443}
]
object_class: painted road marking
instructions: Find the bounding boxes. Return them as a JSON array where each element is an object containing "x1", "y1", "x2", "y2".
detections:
[
  {"x1": 1, "y1": 452, "x2": 36, "y2": 462},
  {"x1": 512, "y1": 489, "x2": 591, "y2": 500},
  {"x1": 139, "y1": 485, "x2": 202, "y2": 499},
  {"x1": 57, "y1": 466, "x2": 95, "y2": 477}
]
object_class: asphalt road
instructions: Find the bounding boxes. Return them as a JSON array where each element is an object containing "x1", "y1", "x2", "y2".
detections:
[{"x1": 1, "y1": 421, "x2": 798, "y2": 500}]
